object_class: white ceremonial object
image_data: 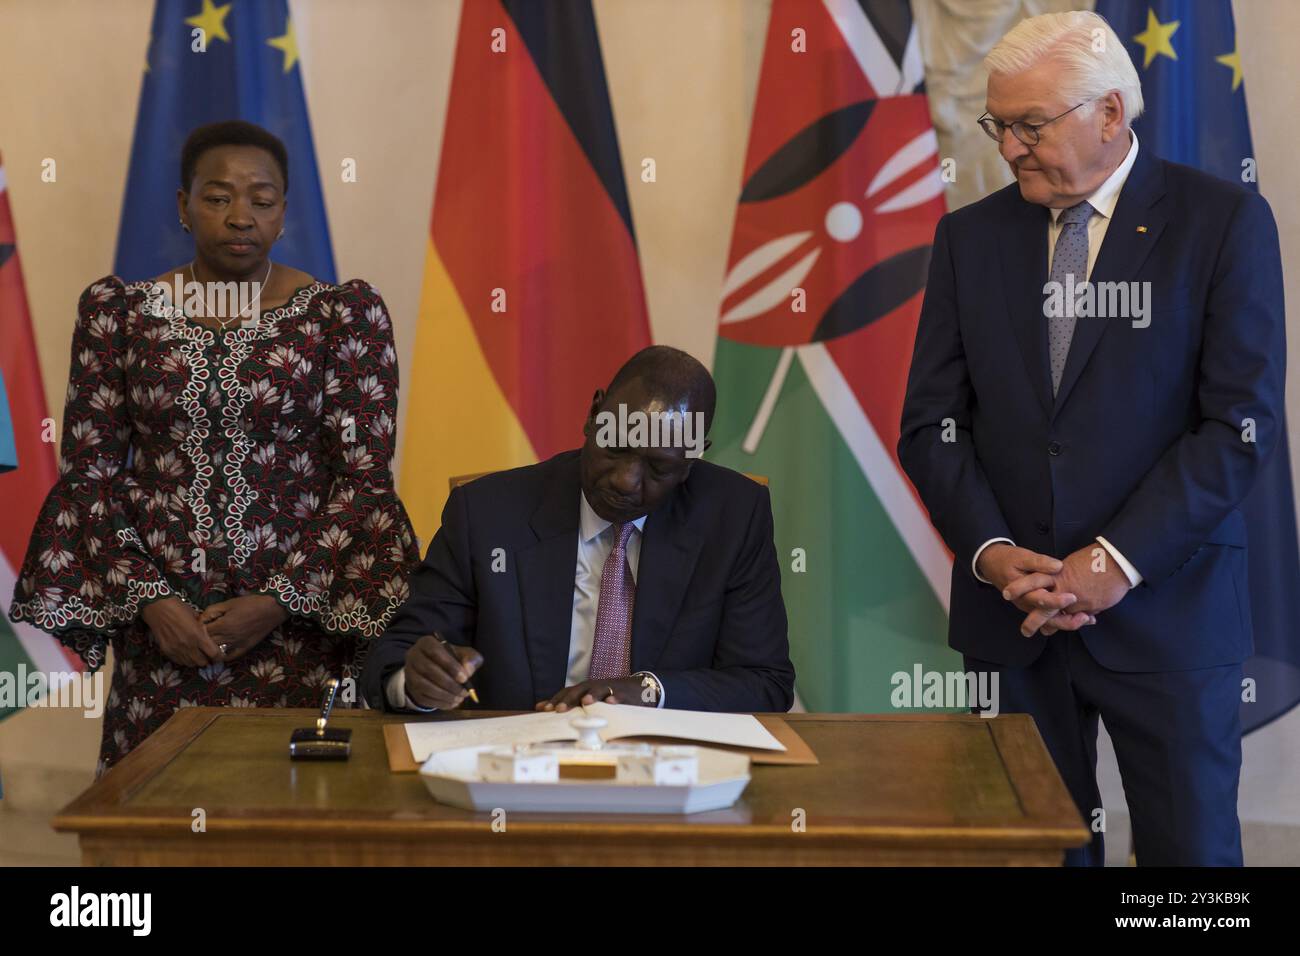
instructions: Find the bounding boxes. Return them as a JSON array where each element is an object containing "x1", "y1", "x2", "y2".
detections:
[
  {"x1": 570, "y1": 715, "x2": 608, "y2": 750},
  {"x1": 477, "y1": 746, "x2": 559, "y2": 783},
  {"x1": 616, "y1": 745, "x2": 700, "y2": 785},
  {"x1": 473, "y1": 738, "x2": 698, "y2": 786},
  {"x1": 419, "y1": 743, "x2": 748, "y2": 814}
]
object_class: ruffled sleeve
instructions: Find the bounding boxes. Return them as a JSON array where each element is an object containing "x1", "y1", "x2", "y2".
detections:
[
  {"x1": 260, "y1": 280, "x2": 419, "y2": 655},
  {"x1": 8, "y1": 277, "x2": 176, "y2": 670}
]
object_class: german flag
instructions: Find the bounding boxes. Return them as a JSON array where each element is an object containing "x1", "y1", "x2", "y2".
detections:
[{"x1": 400, "y1": 0, "x2": 651, "y2": 543}]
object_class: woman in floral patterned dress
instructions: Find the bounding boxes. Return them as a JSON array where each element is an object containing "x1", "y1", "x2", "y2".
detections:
[{"x1": 8, "y1": 121, "x2": 419, "y2": 773}]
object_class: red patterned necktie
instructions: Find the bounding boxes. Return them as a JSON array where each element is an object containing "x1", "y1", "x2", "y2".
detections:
[{"x1": 588, "y1": 522, "x2": 636, "y2": 681}]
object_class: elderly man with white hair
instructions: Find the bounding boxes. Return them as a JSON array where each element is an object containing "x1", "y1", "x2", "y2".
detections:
[{"x1": 900, "y1": 10, "x2": 1286, "y2": 866}]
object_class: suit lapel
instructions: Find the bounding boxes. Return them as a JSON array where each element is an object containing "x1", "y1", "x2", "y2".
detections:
[
  {"x1": 1052, "y1": 148, "x2": 1167, "y2": 415},
  {"x1": 515, "y1": 455, "x2": 580, "y2": 700},
  {"x1": 630, "y1": 490, "x2": 703, "y2": 673},
  {"x1": 1000, "y1": 199, "x2": 1054, "y2": 419}
]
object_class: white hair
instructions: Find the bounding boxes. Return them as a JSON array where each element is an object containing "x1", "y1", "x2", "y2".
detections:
[{"x1": 984, "y1": 10, "x2": 1144, "y2": 123}]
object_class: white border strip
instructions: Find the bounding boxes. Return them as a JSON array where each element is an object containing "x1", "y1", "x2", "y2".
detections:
[
  {"x1": 798, "y1": 343, "x2": 951, "y2": 610},
  {"x1": 821, "y1": 0, "x2": 901, "y2": 98}
]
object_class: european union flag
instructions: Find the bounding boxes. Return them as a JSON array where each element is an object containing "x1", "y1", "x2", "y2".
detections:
[
  {"x1": 115, "y1": 0, "x2": 336, "y2": 282},
  {"x1": 1099, "y1": 0, "x2": 1300, "y2": 732}
]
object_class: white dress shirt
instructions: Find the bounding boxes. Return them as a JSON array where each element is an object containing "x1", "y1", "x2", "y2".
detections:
[
  {"x1": 387, "y1": 491, "x2": 665, "y2": 710},
  {"x1": 972, "y1": 129, "x2": 1142, "y2": 589}
]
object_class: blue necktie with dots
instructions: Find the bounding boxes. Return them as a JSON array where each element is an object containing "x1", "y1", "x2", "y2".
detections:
[{"x1": 1048, "y1": 199, "x2": 1094, "y2": 395}]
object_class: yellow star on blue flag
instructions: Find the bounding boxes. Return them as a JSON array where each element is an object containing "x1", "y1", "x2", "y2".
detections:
[
  {"x1": 1098, "y1": 0, "x2": 1300, "y2": 735},
  {"x1": 115, "y1": 0, "x2": 335, "y2": 283}
]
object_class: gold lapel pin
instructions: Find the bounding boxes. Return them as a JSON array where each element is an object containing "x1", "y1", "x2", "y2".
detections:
[{"x1": 1136, "y1": 225, "x2": 1148, "y2": 233}]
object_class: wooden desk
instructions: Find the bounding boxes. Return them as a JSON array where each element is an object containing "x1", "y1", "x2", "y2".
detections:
[{"x1": 54, "y1": 709, "x2": 1088, "y2": 866}]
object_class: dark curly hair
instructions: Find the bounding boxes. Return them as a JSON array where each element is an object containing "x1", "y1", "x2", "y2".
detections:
[{"x1": 180, "y1": 120, "x2": 289, "y2": 194}]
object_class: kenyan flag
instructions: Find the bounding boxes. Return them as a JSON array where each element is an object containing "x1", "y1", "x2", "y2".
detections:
[
  {"x1": 0, "y1": 156, "x2": 82, "y2": 721},
  {"x1": 709, "y1": 0, "x2": 959, "y2": 711}
]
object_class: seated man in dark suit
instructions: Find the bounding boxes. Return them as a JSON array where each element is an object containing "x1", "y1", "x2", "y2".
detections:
[{"x1": 362, "y1": 346, "x2": 795, "y2": 714}]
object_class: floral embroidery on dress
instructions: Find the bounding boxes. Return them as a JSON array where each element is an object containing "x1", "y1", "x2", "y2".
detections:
[{"x1": 8, "y1": 275, "x2": 420, "y2": 774}]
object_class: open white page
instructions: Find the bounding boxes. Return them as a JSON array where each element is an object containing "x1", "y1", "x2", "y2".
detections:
[
  {"x1": 406, "y1": 711, "x2": 577, "y2": 762},
  {"x1": 405, "y1": 703, "x2": 786, "y2": 762},
  {"x1": 585, "y1": 702, "x2": 786, "y2": 751}
]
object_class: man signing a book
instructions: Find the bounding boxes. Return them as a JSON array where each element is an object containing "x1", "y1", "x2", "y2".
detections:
[{"x1": 362, "y1": 346, "x2": 796, "y2": 715}]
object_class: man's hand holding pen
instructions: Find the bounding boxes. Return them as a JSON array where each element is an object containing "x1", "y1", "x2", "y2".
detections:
[{"x1": 404, "y1": 634, "x2": 484, "y2": 710}]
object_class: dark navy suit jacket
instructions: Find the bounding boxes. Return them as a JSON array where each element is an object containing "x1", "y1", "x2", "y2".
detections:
[
  {"x1": 899, "y1": 146, "x2": 1286, "y2": 671},
  {"x1": 361, "y1": 450, "x2": 795, "y2": 712}
]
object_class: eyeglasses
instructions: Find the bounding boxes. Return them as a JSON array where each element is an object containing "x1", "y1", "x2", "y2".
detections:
[{"x1": 977, "y1": 101, "x2": 1089, "y2": 146}]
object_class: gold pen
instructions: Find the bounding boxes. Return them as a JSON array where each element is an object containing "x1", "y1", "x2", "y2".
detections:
[
  {"x1": 439, "y1": 638, "x2": 480, "y2": 704},
  {"x1": 316, "y1": 677, "x2": 340, "y2": 735}
]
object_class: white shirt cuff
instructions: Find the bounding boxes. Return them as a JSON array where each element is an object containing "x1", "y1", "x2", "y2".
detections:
[
  {"x1": 972, "y1": 538, "x2": 1015, "y2": 584},
  {"x1": 386, "y1": 667, "x2": 438, "y2": 712},
  {"x1": 628, "y1": 671, "x2": 667, "y2": 708},
  {"x1": 1095, "y1": 536, "x2": 1142, "y2": 588},
  {"x1": 643, "y1": 671, "x2": 666, "y2": 709}
]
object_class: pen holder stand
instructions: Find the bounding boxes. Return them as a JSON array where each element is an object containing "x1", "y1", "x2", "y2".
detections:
[{"x1": 289, "y1": 726, "x2": 352, "y2": 760}]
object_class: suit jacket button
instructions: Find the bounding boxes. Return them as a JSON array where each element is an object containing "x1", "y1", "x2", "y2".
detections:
[
  {"x1": 1047, "y1": 441, "x2": 1062, "y2": 456},
  {"x1": 1035, "y1": 521, "x2": 1050, "y2": 535}
]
